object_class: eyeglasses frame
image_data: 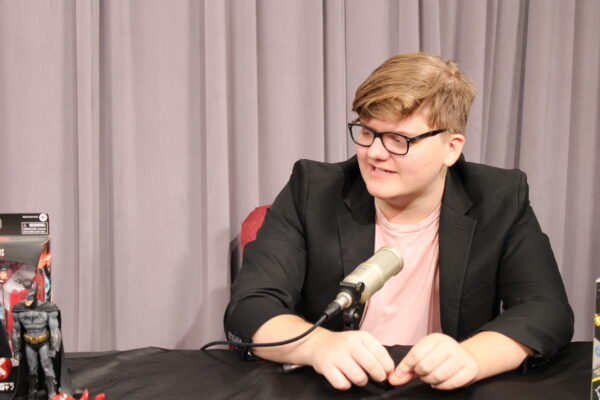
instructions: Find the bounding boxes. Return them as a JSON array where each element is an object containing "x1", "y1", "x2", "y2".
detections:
[{"x1": 347, "y1": 122, "x2": 447, "y2": 156}]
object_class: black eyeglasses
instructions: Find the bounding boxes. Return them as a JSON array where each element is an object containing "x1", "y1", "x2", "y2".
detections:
[{"x1": 347, "y1": 122, "x2": 447, "y2": 156}]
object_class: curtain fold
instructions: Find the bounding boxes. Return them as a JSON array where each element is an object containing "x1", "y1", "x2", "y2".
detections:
[
  {"x1": 0, "y1": 0, "x2": 598, "y2": 351},
  {"x1": 74, "y1": 0, "x2": 108, "y2": 351}
]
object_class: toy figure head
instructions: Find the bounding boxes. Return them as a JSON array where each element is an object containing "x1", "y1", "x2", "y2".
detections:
[
  {"x1": 0, "y1": 266, "x2": 8, "y2": 284},
  {"x1": 23, "y1": 279, "x2": 37, "y2": 307}
]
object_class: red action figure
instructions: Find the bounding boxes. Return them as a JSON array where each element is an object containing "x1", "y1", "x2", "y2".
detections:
[{"x1": 50, "y1": 389, "x2": 105, "y2": 400}]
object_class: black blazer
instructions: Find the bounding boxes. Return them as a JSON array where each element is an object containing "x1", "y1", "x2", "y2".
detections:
[{"x1": 225, "y1": 156, "x2": 573, "y2": 359}]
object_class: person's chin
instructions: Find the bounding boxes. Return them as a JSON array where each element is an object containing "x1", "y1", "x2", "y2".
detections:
[{"x1": 365, "y1": 184, "x2": 401, "y2": 202}]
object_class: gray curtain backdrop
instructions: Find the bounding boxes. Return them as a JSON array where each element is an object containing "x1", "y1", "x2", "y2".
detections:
[{"x1": 0, "y1": 0, "x2": 598, "y2": 351}]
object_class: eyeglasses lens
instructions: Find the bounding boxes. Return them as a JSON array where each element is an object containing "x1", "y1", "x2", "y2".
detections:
[{"x1": 350, "y1": 125, "x2": 408, "y2": 155}]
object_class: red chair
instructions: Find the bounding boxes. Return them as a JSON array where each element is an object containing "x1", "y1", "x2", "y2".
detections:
[
  {"x1": 231, "y1": 205, "x2": 271, "y2": 282},
  {"x1": 240, "y1": 205, "x2": 271, "y2": 253}
]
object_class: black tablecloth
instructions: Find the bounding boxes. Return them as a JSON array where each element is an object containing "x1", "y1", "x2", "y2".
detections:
[{"x1": 65, "y1": 341, "x2": 592, "y2": 399}]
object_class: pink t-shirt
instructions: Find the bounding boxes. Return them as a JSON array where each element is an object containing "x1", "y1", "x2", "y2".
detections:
[{"x1": 359, "y1": 203, "x2": 442, "y2": 346}]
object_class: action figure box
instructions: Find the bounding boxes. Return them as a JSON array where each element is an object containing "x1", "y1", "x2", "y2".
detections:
[
  {"x1": 0, "y1": 213, "x2": 52, "y2": 398},
  {"x1": 593, "y1": 278, "x2": 600, "y2": 399}
]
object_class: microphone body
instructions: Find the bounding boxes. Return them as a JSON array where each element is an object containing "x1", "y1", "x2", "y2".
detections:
[{"x1": 325, "y1": 246, "x2": 404, "y2": 318}]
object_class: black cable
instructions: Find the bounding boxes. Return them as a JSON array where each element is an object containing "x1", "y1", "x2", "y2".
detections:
[
  {"x1": 200, "y1": 313, "x2": 328, "y2": 351},
  {"x1": 201, "y1": 299, "x2": 354, "y2": 374},
  {"x1": 201, "y1": 294, "x2": 349, "y2": 353}
]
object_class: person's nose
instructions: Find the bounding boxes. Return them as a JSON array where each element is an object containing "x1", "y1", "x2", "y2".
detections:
[{"x1": 367, "y1": 137, "x2": 390, "y2": 160}]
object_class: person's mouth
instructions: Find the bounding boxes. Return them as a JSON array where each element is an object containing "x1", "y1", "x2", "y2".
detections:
[{"x1": 372, "y1": 166, "x2": 395, "y2": 174}]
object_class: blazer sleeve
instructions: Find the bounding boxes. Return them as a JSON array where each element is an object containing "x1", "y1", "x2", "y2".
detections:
[
  {"x1": 224, "y1": 160, "x2": 310, "y2": 344},
  {"x1": 476, "y1": 172, "x2": 574, "y2": 360}
]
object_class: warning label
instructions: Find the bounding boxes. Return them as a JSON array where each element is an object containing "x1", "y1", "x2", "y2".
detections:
[{"x1": 21, "y1": 222, "x2": 49, "y2": 235}]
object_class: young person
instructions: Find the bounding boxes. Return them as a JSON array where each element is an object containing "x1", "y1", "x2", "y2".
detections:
[{"x1": 224, "y1": 52, "x2": 573, "y2": 390}]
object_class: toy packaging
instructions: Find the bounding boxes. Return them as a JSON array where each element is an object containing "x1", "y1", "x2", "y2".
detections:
[
  {"x1": 0, "y1": 213, "x2": 52, "y2": 398},
  {"x1": 593, "y1": 278, "x2": 600, "y2": 399}
]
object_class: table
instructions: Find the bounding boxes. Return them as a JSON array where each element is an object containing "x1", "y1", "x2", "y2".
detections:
[{"x1": 65, "y1": 341, "x2": 592, "y2": 399}]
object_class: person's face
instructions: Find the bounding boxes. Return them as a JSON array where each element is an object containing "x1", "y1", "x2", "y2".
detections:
[{"x1": 355, "y1": 114, "x2": 464, "y2": 216}]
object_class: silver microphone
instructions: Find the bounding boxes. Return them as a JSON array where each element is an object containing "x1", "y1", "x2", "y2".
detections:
[{"x1": 325, "y1": 246, "x2": 404, "y2": 316}]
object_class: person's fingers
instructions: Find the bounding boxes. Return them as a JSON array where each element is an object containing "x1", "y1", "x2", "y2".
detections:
[
  {"x1": 419, "y1": 354, "x2": 464, "y2": 385},
  {"x1": 357, "y1": 334, "x2": 395, "y2": 380},
  {"x1": 411, "y1": 340, "x2": 452, "y2": 377},
  {"x1": 310, "y1": 331, "x2": 391, "y2": 389},
  {"x1": 320, "y1": 364, "x2": 353, "y2": 391},
  {"x1": 430, "y1": 363, "x2": 477, "y2": 390},
  {"x1": 347, "y1": 346, "x2": 387, "y2": 383},
  {"x1": 390, "y1": 333, "x2": 459, "y2": 387},
  {"x1": 399, "y1": 334, "x2": 440, "y2": 371},
  {"x1": 336, "y1": 356, "x2": 371, "y2": 387},
  {"x1": 388, "y1": 363, "x2": 415, "y2": 386}
]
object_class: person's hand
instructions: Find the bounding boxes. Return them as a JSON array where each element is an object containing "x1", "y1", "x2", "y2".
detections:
[
  {"x1": 388, "y1": 333, "x2": 480, "y2": 390},
  {"x1": 307, "y1": 330, "x2": 395, "y2": 390}
]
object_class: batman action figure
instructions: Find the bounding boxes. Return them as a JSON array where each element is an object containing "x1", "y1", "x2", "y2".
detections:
[{"x1": 12, "y1": 279, "x2": 61, "y2": 400}]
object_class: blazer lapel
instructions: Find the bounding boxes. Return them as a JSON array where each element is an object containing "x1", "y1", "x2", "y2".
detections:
[
  {"x1": 439, "y1": 164, "x2": 476, "y2": 339},
  {"x1": 336, "y1": 174, "x2": 375, "y2": 323},
  {"x1": 338, "y1": 171, "x2": 376, "y2": 279}
]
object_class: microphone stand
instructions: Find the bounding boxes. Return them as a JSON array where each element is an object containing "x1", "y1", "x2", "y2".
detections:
[
  {"x1": 338, "y1": 281, "x2": 365, "y2": 331},
  {"x1": 342, "y1": 305, "x2": 362, "y2": 331}
]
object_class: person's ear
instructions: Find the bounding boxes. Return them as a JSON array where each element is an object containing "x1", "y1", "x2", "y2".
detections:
[{"x1": 443, "y1": 133, "x2": 465, "y2": 167}]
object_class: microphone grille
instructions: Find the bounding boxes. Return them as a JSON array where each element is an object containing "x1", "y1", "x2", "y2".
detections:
[{"x1": 368, "y1": 246, "x2": 404, "y2": 277}]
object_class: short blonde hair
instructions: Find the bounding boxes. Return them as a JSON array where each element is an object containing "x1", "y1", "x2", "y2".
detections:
[{"x1": 352, "y1": 52, "x2": 476, "y2": 135}]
